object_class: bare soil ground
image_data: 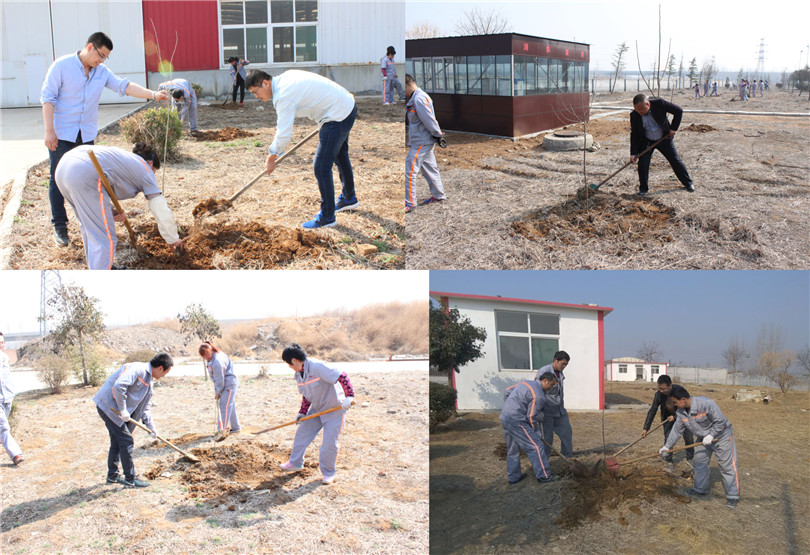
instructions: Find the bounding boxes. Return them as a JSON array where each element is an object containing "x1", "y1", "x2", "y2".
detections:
[
  {"x1": 7, "y1": 96, "x2": 405, "y2": 269},
  {"x1": 1, "y1": 370, "x2": 428, "y2": 553},
  {"x1": 406, "y1": 90, "x2": 809, "y2": 269},
  {"x1": 430, "y1": 380, "x2": 810, "y2": 554}
]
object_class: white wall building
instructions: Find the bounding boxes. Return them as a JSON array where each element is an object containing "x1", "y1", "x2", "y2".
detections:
[
  {"x1": 431, "y1": 291, "x2": 613, "y2": 411},
  {"x1": 605, "y1": 357, "x2": 668, "y2": 382}
]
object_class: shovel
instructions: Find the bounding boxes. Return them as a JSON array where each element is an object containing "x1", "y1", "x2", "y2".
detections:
[
  {"x1": 213, "y1": 397, "x2": 229, "y2": 442},
  {"x1": 87, "y1": 150, "x2": 151, "y2": 256},
  {"x1": 540, "y1": 438, "x2": 592, "y2": 478},
  {"x1": 192, "y1": 128, "x2": 320, "y2": 218},
  {"x1": 600, "y1": 416, "x2": 675, "y2": 472},
  {"x1": 588, "y1": 136, "x2": 667, "y2": 191},
  {"x1": 107, "y1": 406, "x2": 200, "y2": 463},
  {"x1": 609, "y1": 439, "x2": 717, "y2": 474},
  {"x1": 251, "y1": 402, "x2": 354, "y2": 436}
]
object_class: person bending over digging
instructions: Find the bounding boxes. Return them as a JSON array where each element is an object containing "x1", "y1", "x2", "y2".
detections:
[
  {"x1": 641, "y1": 376, "x2": 694, "y2": 473},
  {"x1": 629, "y1": 93, "x2": 694, "y2": 196},
  {"x1": 157, "y1": 78, "x2": 198, "y2": 133},
  {"x1": 500, "y1": 372, "x2": 558, "y2": 484},
  {"x1": 199, "y1": 341, "x2": 241, "y2": 438},
  {"x1": 245, "y1": 68, "x2": 359, "y2": 229},
  {"x1": 92, "y1": 353, "x2": 174, "y2": 488},
  {"x1": 279, "y1": 343, "x2": 355, "y2": 484},
  {"x1": 55, "y1": 143, "x2": 183, "y2": 269},
  {"x1": 661, "y1": 387, "x2": 740, "y2": 509},
  {"x1": 534, "y1": 350, "x2": 573, "y2": 458}
]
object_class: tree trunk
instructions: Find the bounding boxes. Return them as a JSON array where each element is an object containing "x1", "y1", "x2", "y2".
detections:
[{"x1": 77, "y1": 333, "x2": 89, "y2": 386}]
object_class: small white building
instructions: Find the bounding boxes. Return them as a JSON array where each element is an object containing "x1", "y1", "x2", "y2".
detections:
[
  {"x1": 605, "y1": 357, "x2": 668, "y2": 382},
  {"x1": 431, "y1": 291, "x2": 613, "y2": 411}
]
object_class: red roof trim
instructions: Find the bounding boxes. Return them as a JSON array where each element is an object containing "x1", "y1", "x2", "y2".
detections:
[{"x1": 429, "y1": 291, "x2": 613, "y2": 315}]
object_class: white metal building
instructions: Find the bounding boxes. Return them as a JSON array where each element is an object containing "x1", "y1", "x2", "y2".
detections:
[
  {"x1": 431, "y1": 291, "x2": 613, "y2": 411},
  {"x1": 605, "y1": 357, "x2": 669, "y2": 382}
]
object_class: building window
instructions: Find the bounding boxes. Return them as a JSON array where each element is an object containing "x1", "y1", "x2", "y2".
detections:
[
  {"x1": 221, "y1": 0, "x2": 317, "y2": 65},
  {"x1": 618, "y1": 364, "x2": 627, "y2": 374},
  {"x1": 651, "y1": 365, "x2": 659, "y2": 375},
  {"x1": 495, "y1": 310, "x2": 560, "y2": 371}
]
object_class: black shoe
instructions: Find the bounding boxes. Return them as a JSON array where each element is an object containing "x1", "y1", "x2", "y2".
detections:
[
  {"x1": 637, "y1": 191, "x2": 648, "y2": 197},
  {"x1": 538, "y1": 475, "x2": 558, "y2": 483},
  {"x1": 684, "y1": 184, "x2": 695, "y2": 192},
  {"x1": 508, "y1": 473, "x2": 527, "y2": 485},
  {"x1": 110, "y1": 265, "x2": 127, "y2": 270},
  {"x1": 106, "y1": 475, "x2": 126, "y2": 485},
  {"x1": 123, "y1": 477, "x2": 150, "y2": 488},
  {"x1": 53, "y1": 227, "x2": 69, "y2": 246},
  {"x1": 685, "y1": 488, "x2": 707, "y2": 497},
  {"x1": 725, "y1": 498, "x2": 738, "y2": 509}
]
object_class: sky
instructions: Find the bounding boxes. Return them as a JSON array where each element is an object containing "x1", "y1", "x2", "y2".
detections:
[
  {"x1": 1, "y1": 271, "x2": 429, "y2": 333},
  {"x1": 429, "y1": 270, "x2": 810, "y2": 368},
  {"x1": 405, "y1": 0, "x2": 810, "y2": 75}
]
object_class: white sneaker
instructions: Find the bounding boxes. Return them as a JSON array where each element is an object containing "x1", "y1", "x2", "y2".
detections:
[
  {"x1": 322, "y1": 475, "x2": 335, "y2": 485},
  {"x1": 279, "y1": 461, "x2": 303, "y2": 471}
]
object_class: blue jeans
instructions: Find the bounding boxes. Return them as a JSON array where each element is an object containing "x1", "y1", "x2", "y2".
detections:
[
  {"x1": 313, "y1": 104, "x2": 357, "y2": 221},
  {"x1": 97, "y1": 406, "x2": 136, "y2": 481},
  {"x1": 49, "y1": 131, "x2": 94, "y2": 229}
]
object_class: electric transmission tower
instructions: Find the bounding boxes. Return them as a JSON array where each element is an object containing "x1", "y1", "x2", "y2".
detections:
[
  {"x1": 754, "y1": 38, "x2": 766, "y2": 80},
  {"x1": 39, "y1": 270, "x2": 63, "y2": 336}
]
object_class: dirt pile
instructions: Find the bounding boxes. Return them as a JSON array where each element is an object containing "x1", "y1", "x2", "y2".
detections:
[
  {"x1": 192, "y1": 126, "x2": 255, "y2": 142},
  {"x1": 191, "y1": 197, "x2": 233, "y2": 218},
  {"x1": 512, "y1": 190, "x2": 677, "y2": 245},
  {"x1": 128, "y1": 221, "x2": 332, "y2": 269},
  {"x1": 682, "y1": 123, "x2": 717, "y2": 133},
  {"x1": 145, "y1": 439, "x2": 315, "y2": 501}
]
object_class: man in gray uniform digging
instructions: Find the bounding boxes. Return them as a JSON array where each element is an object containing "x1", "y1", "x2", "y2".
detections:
[
  {"x1": 534, "y1": 350, "x2": 573, "y2": 458},
  {"x1": 500, "y1": 372, "x2": 558, "y2": 484},
  {"x1": 158, "y1": 78, "x2": 198, "y2": 133},
  {"x1": 661, "y1": 387, "x2": 740, "y2": 508}
]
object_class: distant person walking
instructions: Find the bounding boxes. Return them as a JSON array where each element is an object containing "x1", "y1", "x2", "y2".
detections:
[
  {"x1": 739, "y1": 80, "x2": 747, "y2": 101},
  {"x1": 0, "y1": 333, "x2": 24, "y2": 466},
  {"x1": 41, "y1": 31, "x2": 169, "y2": 247},
  {"x1": 710, "y1": 82, "x2": 719, "y2": 96},
  {"x1": 693, "y1": 83, "x2": 701, "y2": 99},
  {"x1": 629, "y1": 94, "x2": 694, "y2": 195},
  {"x1": 404, "y1": 74, "x2": 446, "y2": 213},
  {"x1": 380, "y1": 46, "x2": 405, "y2": 105},
  {"x1": 759, "y1": 80, "x2": 765, "y2": 96}
]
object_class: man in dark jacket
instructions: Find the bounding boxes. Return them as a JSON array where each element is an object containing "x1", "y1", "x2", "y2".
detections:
[
  {"x1": 630, "y1": 94, "x2": 694, "y2": 195},
  {"x1": 641, "y1": 375, "x2": 694, "y2": 471}
]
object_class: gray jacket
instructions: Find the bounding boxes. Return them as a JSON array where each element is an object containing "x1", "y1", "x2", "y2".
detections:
[
  {"x1": 500, "y1": 380, "x2": 547, "y2": 430},
  {"x1": 0, "y1": 352, "x2": 13, "y2": 404},
  {"x1": 535, "y1": 363, "x2": 566, "y2": 417},
  {"x1": 664, "y1": 396, "x2": 731, "y2": 449},
  {"x1": 406, "y1": 88, "x2": 442, "y2": 147},
  {"x1": 206, "y1": 351, "x2": 238, "y2": 396},
  {"x1": 93, "y1": 362, "x2": 155, "y2": 432}
]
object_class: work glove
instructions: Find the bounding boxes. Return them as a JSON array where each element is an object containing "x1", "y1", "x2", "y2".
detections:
[
  {"x1": 119, "y1": 410, "x2": 131, "y2": 422},
  {"x1": 147, "y1": 425, "x2": 158, "y2": 439},
  {"x1": 659, "y1": 446, "x2": 669, "y2": 458},
  {"x1": 383, "y1": 76, "x2": 388, "y2": 81},
  {"x1": 702, "y1": 434, "x2": 714, "y2": 447},
  {"x1": 433, "y1": 136, "x2": 448, "y2": 149},
  {"x1": 341, "y1": 397, "x2": 354, "y2": 410},
  {"x1": 295, "y1": 413, "x2": 305, "y2": 424}
]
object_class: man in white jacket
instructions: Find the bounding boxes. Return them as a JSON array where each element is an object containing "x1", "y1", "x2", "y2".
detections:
[{"x1": 246, "y1": 69, "x2": 359, "y2": 229}]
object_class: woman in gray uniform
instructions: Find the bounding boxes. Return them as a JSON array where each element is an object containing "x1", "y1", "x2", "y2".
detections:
[
  {"x1": 55, "y1": 143, "x2": 183, "y2": 269},
  {"x1": 279, "y1": 343, "x2": 355, "y2": 484},
  {"x1": 199, "y1": 341, "x2": 241, "y2": 435}
]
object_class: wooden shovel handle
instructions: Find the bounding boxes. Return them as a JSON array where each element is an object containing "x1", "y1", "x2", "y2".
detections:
[
  {"x1": 107, "y1": 405, "x2": 199, "y2": 462},
  {"x1": 254, "y1": 401, "x2": 354, "y2": 436},
  {"x1": 619, "y1": 439, "x2": 717, "y2": 467},
  {"x1": 595, "y1": 135, "x2": 667, "y2": 188},
  {"x1": 540, "y1": 438, "x2": 575, "y2": 465},
  {"x1": 87, "y1": 150, "x2": 140, "y2": 246},
  {"x1": 612, "y1": 415, "x2": 674, "y2": 458}
]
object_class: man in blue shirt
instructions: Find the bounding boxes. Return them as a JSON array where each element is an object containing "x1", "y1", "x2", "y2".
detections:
[{"x1": 41, "y1": 31, "x2": 169, "y2": 247}]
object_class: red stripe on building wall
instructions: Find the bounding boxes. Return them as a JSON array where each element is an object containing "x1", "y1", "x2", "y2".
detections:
[
  {"x1": 598, "y1": 310, "x2": 605, "y2": 410},
  {"x1": 142, "y1": 0, "x2": 220, "y2": 72}
]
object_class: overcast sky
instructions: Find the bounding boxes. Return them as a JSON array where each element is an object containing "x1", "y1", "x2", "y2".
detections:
[
  {"x1": 406, "y1": 0, "x2": 810, "y2": 74},
  {"x1": 1, "y1": 271, "x2": 429, "y2": 333},
  {"x1": 430, "y1": 270, "x2": 810, "y2": 368}
]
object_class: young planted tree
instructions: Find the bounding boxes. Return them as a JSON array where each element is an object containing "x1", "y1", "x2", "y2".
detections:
[
  {"x1": 454, "y1": 7, "x2": 511, "y2": 35},
  {"x1": 722, "y1": 335, "x2": 747, "y2": 386},
  {"x1": 178, "y1": 303, "x2": 222, "y2": 344},
  {"x1": 43, "y1": 284, "x2": 106, "y2": 386},
  {"x1": 429, "y1": 304, "x2": 487, "y2": 388},
  {"x1": 754, "y1": 323, "x2": 796, "y2": 393},
  {"x1": 796, "y1": 345, "x2": 810, "y2": 391},
  {"x1": 688, "y1": 58, "x2": 699, "y2": 86},
  {"x1": 665, "y1": 54, "x2": 677, "y2": 90},
  {"x1": 610, "y1": 42, "x2": 629, "y2": 93}
]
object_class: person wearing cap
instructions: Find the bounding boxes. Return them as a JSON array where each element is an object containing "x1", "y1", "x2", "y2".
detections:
[
  {"x1": 92, "y1": 353, "x2": 173, "y2": 488},
  {"x1": 534, "y1": 350, "x2": 573, "y2": 457},
  {"x1": 381, "y1": 46, "x2": 405, "y2": 105},
  {"x1": 157, "y1": 78, "x2": 198, "y2": 132},
  {"x1": 54, "y1": 143, "x2": 183, "y2": 269},
  {"x1": 500, "y1": 372, "x2": 558, "y2": 484},
  {"x1": 41, "y1": 31, "x2": 169, "y2": 248},
  {"x1": 641, "y1": 375, "x2": 694, "y2": 473},
  {"x1": 660, "y1": 387, "x2": 740, "y2": 509},
  {"x1": 279, "y1": 343, "x2": 355, "y2": 485},
  {"x1": 245, "y1": 68, "x2": 359, "y2": 229},
  {"x1": 0, "y1": 332, "x2": 24, "y2": 466},
  {"x1": 227, "y1": 57, "x2": 250, "y2": 105}
]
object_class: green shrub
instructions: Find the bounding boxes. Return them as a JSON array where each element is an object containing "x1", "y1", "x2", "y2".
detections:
[
  {"x1": 67, "y1": 344, "x2": 111, "y2": 387},
  {"x1": 429, "y1": 381, "x2": 457, "y2": 432},
  {"x1": 119, "y1": 106, "x2": 183, "y2": 161},
  {"x1": 37, "y1": 355, "x2": 72, "y2": 394},
  {"x1": 191, "y1": 82, "x2": 203, "y2": 98},
  {"x1": 122, "y1": 350, "x2": 157, "y2": 365}
]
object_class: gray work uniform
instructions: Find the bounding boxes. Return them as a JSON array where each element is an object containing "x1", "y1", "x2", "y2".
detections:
[
  {"x1": 500, "y1": 380, "x2": 553, "y2": 482},
  {"x1": 93, "y1": 362, "x2": 157, "y2": 432},
  {"x1": 54, "y1": 145, "x2": 164, "y2": 270},
  {"x1": 158, "y1": 78, "x2": 198, "y2": 131},
  {"x1": 289, "y1": 359, "x2": 349, "y2": 478},
  {"x1": 665, "y1": 396, "x2": 740, "y2": 500},
  {"x1": 0, "y1": 352, "x2": 22, "y2": 461},
  {"x1": 535, "y1": 364, "x2": 573, "y2": 457},
  {"x1": 405, "y1": 88, "x2": 445, "y2": 208},
  {"x1": 380, "y1": 55, "x2": 404, "y2": 103},
  {"x1": 206, "y1": 351, "x2": 240, "y2": 433}
]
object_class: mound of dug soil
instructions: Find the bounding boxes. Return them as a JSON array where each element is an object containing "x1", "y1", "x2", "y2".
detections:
[
  {"x1": 192, "y1": 126, "x2": 255, "y2": 141},
  {"x1": 512, "y1": 189, "x2": 677, "y2": 245},
  {"x1": 128, "y1": 221, "x2": 331, "y2": 269},
  {"x1": 682, "y1": 123, "x2": 717, "y2": 133},
  {"x1": 191, "y1": 197, "x2": 233, "y2": 218},
  {"x1": 145, "y1": 439, "x2": 317, "y2": 501}
]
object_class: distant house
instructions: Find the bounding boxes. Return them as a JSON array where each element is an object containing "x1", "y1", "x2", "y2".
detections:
[
  {"x1": 605, "y1": 357, "x2": 668, "y2": 382},
  {"x1": 430, "y1": 291, "x2": 613, "y2": 411}
]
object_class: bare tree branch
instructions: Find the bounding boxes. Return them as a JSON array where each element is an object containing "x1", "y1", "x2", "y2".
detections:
[
  {"x1": 407, "y1": 21, "x2": 441, "y2": 39},
  {"x1": 455, "y1": 7, "x2": 512, "y2": 35}
]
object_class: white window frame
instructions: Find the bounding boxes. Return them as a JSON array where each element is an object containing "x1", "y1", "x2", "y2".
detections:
[
  {"x1": 495, "y1": 310, "x2": 560, "y2": 372},
  {"x1": 618, "y1": 364, "x2": 627, "y2": 374}
]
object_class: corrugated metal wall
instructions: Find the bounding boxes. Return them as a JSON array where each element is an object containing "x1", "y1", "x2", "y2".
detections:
[
  {"x1": 319, "y1": 1, "x2": 405, "y2": 65},
  {"x1": 142, "y1": 0, "x2": 220, "y2": 72}
]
